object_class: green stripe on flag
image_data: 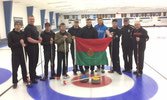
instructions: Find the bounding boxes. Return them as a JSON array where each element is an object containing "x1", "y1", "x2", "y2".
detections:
[{"x1": 76, "y1": 51, "x2": 108, "y2": 66}]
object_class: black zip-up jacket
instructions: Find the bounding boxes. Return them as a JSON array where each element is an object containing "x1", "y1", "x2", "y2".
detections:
[
  {"x1": 8, "y1": 29, "x2": 25, "y2": 55},
  {"x1": 40, "y1": 30, "x2": 56, "y2": 52},
  {"x1": 68, "y1": 26, "x2": 82, "y2": 49},
  {"x1": 132, "y1": 27, "x2": 149, "y2": 50},
  {"x1": 80, "y1": 25, "x2": 98, "y2": 39},
  {"x1": 121, "y1": 24, "x2": 135, "y2": 47},
  {"x1": 109, "y1": 27, "x2": 121, "y2": 48}
]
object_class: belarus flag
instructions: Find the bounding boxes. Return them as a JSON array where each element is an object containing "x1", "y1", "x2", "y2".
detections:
[{"x1": 75, "y1": 37, "x2": 112, "y2": 66}]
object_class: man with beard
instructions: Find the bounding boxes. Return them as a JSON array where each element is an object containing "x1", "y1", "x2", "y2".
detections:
[{"x1": 80, "y1": 18, "x2": 98, "y2": 74}]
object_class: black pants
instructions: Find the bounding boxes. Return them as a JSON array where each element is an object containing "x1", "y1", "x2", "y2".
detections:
[
  {"x1": 122, "y1": 45, "x2": 133, "y2": 71},
  {"x1": 70, "y1": 47, "x2": 79, "y2": 73},
  {"x1": 79, "y1": 66, "x2": 85, "y2": 74},
  {"x1": 97, "y1": 65, "x2": 104, "y2": 69},
  {"x1": 134, "y1": 45, "x2": 145, "y2": 74},
  {"x1": 112, "y1": 46, "x2": 121, "y2": 72},
  {"x1": 26, "y1": 44, "x2": 39, "y2": 81},
  {"x1": 57, "y1": 52, "x2": 68, "y2": 77},
  {"x1": 12, "y1": 54, "x2": 27, "y2": 83},
  {"x1": 44, "y1": 49, "x2": 55, "y2": 77},
  {"x1": 85, "y1": 66, "x2": 94, "y2": 71}
]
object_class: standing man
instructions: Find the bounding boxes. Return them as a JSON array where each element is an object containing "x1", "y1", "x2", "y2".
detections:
[
  {"x1": 55, "y1": 23, "x2": 72, "y2": 80},
  {"x1": 80, "y1": 18, "x2": 98, "y2": 74},
  {"x1": 94, "y1": 18, "x2": 110, "y2": 73},
  {"x1": 132, "y1": 21, "x2": 149, "y2": 77},
  {"x1": 68, "y1": 20, "x2": 82, "y2": 75},
  {"x1": 24, "y1": 15, "x2": 42, "y2": 83},
  {"x1": 121, "y1": 18, "x2": 135, "y2": 73},
  {"x1": 108, "y1": 19, "x2": 122, "y2": 75},
  {"x1": 40, "y1": 23, "x2": 56, "y2": 80},
  {"x1": 8, "y1": 21, "x2": 27, "y2": 88}
]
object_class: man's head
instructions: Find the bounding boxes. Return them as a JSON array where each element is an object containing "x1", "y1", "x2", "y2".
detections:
[
  {"x1": 123, "y1": 18, "x2": 129, "y2": 26},
  {"x1": 14, "y1": 21, "x2": 21, "y2": 31},
  {"x1": 74, "y1": 20, "x2": 79, "y2": 28},
  {"x1": 28, "y1": 15, "x2": 35, "y2": 25},
  {"x1": 134, "y1": 21, "x2": 141, "y2": 30},
  {"x1": 97, "y1": 18, "x2": 103, "y2": 26},
  {"x1": 86, "y1": 18, "x2": 92, "y2": 27},
  {"x1": 45, "y1": 23, "x2": 51, "y2": 31},
  {"x1": 112, "y1": 19, "x2": 118, "y2": 28},
  {"x1": 59, "y1": 23, "x2": 66, "y2": 31}
]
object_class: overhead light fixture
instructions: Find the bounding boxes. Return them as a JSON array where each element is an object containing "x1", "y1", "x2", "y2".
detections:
[{"x1": 48, "y1": 1, "x2": 67, "y2": 5}]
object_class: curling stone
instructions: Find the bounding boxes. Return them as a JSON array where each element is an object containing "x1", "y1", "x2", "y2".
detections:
[
  {"x1": 80, "y1": 75, "x2": 89, "y2": 83},
  {"x1": 91, "y1": 76, "x2": 101, "y2": 84}
]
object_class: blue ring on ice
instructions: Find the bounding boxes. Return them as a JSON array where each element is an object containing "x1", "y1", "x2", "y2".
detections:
[
  {"x1": 0, "y1": 68, "x2": 11, "y2": 85},
  {"x1": 27, "y1": 66, "x2": 158, "y2": 100}
]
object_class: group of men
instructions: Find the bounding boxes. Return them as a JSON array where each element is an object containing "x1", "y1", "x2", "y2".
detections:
[{"x1": 8, "y1": 15, "x2": 149, "y2": 89}]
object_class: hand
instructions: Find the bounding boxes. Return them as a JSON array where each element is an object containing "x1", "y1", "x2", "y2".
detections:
[
  {"x1": 20, "y1": 39, "x2": 24, "y2": 44},
  {"x1": 136, "y1": 37, "x2": 140, "y2": 42},
  {"x1": 110, "y1": 32, "x2": 114, "y2": 36},
  {"x1": 50, "y1": 38, "x2": 53, "y2": 41},
  {"x1": 38, "y1": 40, "x2": 42, "y2": 43},
  {"x1": 22, "y1": 43, "x2": 26, "y2": 47},
  {"x1": 38, "y1": 37, "x2": 42, "y2": 42},
  {"x1": 72, "y1": 36, "x2": 75, "y2": 39},
  {"x1": 50, "y1": 38, "x2": 53, "y2": 44},
  {"x1": 63, "y1": 35, "x2": 67, "y2": 40},
  {"x1": 20, "y1": 39, "x2": 26, "y2": 47}
]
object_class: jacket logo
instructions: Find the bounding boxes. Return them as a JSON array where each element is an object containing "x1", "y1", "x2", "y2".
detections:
[
  {"x1": 88, "y1": 48, "x2": 94, "y2": 56},
  {"x1": 133, "y1": 33, "x2": 142, "y2": 36}
]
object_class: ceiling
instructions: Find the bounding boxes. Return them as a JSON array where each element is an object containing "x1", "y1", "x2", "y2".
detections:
[{"x1": 10, "y1": 0, "x2": 167, "y2": 14}]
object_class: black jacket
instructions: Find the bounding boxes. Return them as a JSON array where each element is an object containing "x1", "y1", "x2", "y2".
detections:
[
  {"x1": 109, "y1": 27, "x2": 121, "y2": 48},
  {"x1": 121, "y1": 24, "x2": 135, "y2": 47},
  {"x1": 68, "y1": 26, "x2": 82, "y2": 49},
  {"x1": 132, "y1": 27, "x2": 149, "y2": 50},
  {"x1": 40, "y1": 30, "x2": 56, "y2": 52},
  {"x1": 8, "y1": 29, "x2": 25, "y2": 55},
  {"x1": 68, "y1": 26, "x2": 82, "y2": 37},
  {"x1": 80, "y1": 25, "x2": 98, "y2": 39}
]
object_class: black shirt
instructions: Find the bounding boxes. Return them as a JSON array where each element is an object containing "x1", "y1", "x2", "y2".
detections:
[
  {"x1": 68, "y1": 26, "x2": 82, "y2": 49},
  {"x1": 121, "y1": 24, "x2": 135, "y2": 47},
  {"x1": 24, "y1": 24, "x2": 39, "y2": 46},
  {"x1": 8, "y1": 29, "x2": 25, "y2": 55},
  {"x1": 80, "y1": 25, "x2": 98, "y2": 39},
  {"x1": 40, "y1": 30, "x2": 56, "y2": 51},
  {"x1": 68, "y1": 26, "x2": 82, "y2": 37},
  {"x1": 109, "y1": 27, "x2": 121, "y2": 47},
  {"x1": 132, "y1": 27, "x2": 149, "y2": 50}
]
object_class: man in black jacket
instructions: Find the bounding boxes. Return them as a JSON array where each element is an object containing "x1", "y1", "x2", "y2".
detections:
[
  {"x1": 8, "y1": 21, "x2": 27, "y2": 89},
  {"x1": 80, "y1": 18, "x2": 98, "y2": 74},
  {"x1": 68, "y1": 20, "x2": 82, "y2": 75},
  {"x1": 108, "y1": 19, "x2": 122, "y2": 75},
  {"x1": 24, "y1": 15, "x2": 42, "y2": 83},
  {"x1": 121, "y1": 18, "x2": 135, "y2": 73},
  {"x1": 132, "y1": 21, "x2": 149, "y2": 77},
  {"x1": 40, "y1": 23, "x2": 56, "y2": 80}
]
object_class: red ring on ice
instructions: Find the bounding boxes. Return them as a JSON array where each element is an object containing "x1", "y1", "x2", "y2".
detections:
[{"x1": 71, "y1": 75, "x2": 112, "y2": 88}]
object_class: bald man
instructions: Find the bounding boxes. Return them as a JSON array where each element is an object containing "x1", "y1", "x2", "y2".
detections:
[
  {"x1": 24, "y1": 15, "x2": 42, "y2": 83},
  {"x1": 132, "y1": 21, "x2": 149, "y2": 77}
]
